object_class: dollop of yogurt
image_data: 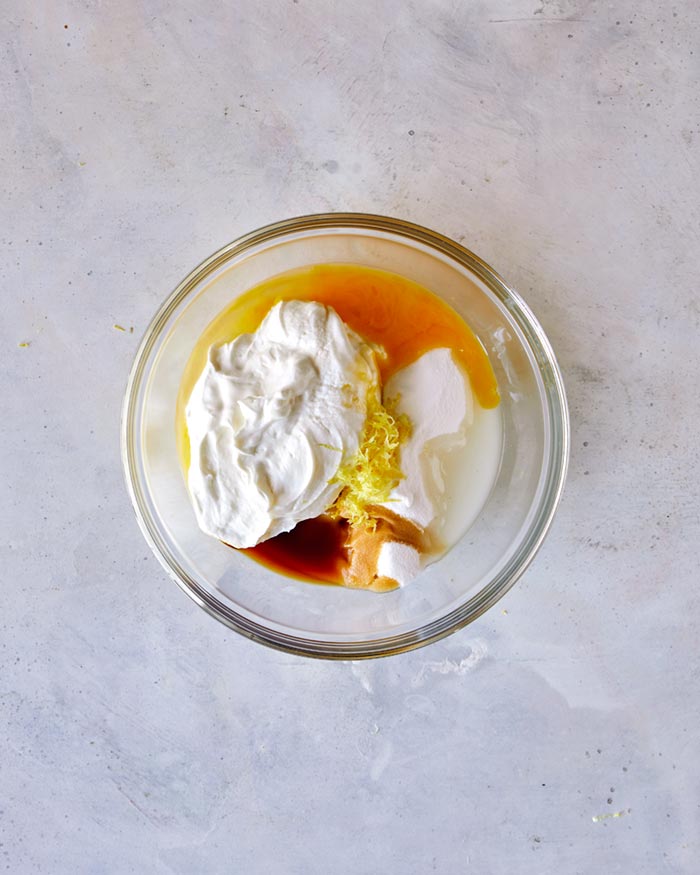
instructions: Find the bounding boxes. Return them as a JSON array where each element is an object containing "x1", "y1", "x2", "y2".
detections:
[
  {"x1": 186, "y1": 300, "x2": 379, "y2": 548},
  {"x1": 382, "y1": 347, "x2": 473, "y2": 530},
  {"x1": 374, "y1": 348, "x2": 474, "y2": 587}
]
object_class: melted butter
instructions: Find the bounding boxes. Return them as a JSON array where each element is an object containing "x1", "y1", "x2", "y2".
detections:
[{"x1": 176, "y1": 263, "x2": 499, "y2": 470}]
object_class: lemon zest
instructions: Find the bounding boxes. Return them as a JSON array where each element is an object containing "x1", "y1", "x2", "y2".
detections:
[{"x1": 328, "y1": 394, "x2": 411, "y2": 531}]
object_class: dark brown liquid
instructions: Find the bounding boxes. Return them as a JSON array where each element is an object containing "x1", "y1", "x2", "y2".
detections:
[{"x1": 242, "y1": 516, "x2": 349, "y2": 585}]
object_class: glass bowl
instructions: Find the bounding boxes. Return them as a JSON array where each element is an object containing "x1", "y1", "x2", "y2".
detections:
[{"x1": 122, "y1": 213, "x2": 569, "y2": 659}]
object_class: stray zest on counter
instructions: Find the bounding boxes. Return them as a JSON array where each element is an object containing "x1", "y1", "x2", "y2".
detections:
[{"x1": 177, "y1": 264, "x2": 502, "y2": 592}]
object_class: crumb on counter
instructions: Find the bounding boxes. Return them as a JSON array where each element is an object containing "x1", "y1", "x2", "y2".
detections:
[{"x1": 592, "y1": 809, "x2": 630, "y2": 823}]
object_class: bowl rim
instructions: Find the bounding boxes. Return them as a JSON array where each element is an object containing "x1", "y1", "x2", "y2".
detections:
[{"x1": 122, "y1": 212, "x2": 570, "y2": 659}]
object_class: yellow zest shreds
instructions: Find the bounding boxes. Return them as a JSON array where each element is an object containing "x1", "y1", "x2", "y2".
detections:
[
  {"x1": 327, "y1": 394, "x2": 412, "y2": 532},
  {"x1": 592, "y1": 810, "x2": 630, "y2": 823}
]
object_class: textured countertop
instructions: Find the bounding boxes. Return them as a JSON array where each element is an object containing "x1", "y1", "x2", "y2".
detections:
[{"x1": 3, "y1": 1, "x2": 699, "y2": 872}]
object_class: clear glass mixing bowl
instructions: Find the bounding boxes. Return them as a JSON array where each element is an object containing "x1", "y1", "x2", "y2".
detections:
[{"x1": 122, "y1": 214, "x2": 569, "y2": 658}]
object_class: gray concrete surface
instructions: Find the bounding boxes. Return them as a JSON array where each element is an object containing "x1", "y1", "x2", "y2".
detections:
[{"x1": 3, "y1": 1, "x2": 699, "y2": 872}]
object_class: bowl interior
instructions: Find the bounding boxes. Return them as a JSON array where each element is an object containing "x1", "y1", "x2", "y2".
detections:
[{"x1": 127, "y1": 222, "x2": 564, "y2": 653}]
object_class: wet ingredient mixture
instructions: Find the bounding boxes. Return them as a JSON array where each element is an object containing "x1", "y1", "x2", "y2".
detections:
[{"x1": 178, "y1": 264, "x2": 501, "y2": 591}]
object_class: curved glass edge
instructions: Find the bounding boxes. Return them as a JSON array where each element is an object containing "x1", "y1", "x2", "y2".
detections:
[{"x1": 121, "y1": 213, "x2": 570, "y2": 660}]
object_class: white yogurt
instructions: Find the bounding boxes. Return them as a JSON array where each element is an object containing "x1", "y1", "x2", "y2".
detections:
[
  {"x1": 185, "y1": 300, "x2": 378, "y2": 548},
  {"x1": 379, "y1": 348, "x2": 502, "y2": 585}
]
